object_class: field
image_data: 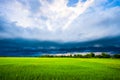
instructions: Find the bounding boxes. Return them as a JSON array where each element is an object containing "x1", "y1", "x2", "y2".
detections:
[{"x1": 0, "y1": 58, "x2": 120, "y2": 80}]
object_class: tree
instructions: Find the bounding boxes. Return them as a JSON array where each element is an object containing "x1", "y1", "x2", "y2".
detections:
[
  {"x1": 84, "y1": 54, "x2": 92, "y2": 58},
  {"x1": 74, "y1": 54, "x2": 83, "y2": 58},
  {"x1": 95, "y1": 55, "x2": 102, "y2": 58},
  {"x1": 113, "y1": 54, "x2": 120, "y2": 58},
  {"x1": 90, "y1": 52, "x2": 95, "y2": 57},
  {"x1": 101, "y1": 52, "x2": 111, "y2": 58}
]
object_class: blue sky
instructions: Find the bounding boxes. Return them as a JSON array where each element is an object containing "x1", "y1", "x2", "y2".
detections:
[{"x1": 0, "y1": 0, "x2": 120, "y2": 44}]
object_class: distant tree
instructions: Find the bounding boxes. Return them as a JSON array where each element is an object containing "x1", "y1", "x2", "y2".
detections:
[
  {"x1": 74, "y1": 54, "x2": 79, "y2": 58},
  {"x1": 60, "y1": 55, "x2": 65, "y2": 57},
  {"x1": 95, "y1": 55, "x2": 103, "y2": 58},
  {"x1": 113, "y1": 54, "x2": 120, "y2": 58},
  {"x1": 101, "y1": 52, "x2": 111, "y2": 58},
  {"x1": 84, "y1": 54, "x2": 92, "y2": 58},
  {"x1": 41, "y1": 55, "x2": 54, "y2": 57},
  {"x1": 69, "y1": 54, "x2": 72, "y2": 57},
  {"x1": 79, "y1": 54, "x2": 83, "y2": 58},
  {"x1": 74, "y1": 54, "x2": 83, "y2": 58},
  {"x1": 90, "y1": 52, "x2": 95, "y2": 57}
]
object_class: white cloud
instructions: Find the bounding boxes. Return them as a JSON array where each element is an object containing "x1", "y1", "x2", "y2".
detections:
[
  {"x1": 39, "y1": 0, "x2": 94, "y2": 31},
  {"x1": 0, "y1": 1, "x2": 32, "y2": 28},
  {"x1": 62, "y1": 0, "x2": 94, "y2": 30},
  {"x1": 0, "y1": 0, "x2": 94, "y2": 31},
  {"x1": 66, "y1": 6, "x2": 120, "y2": 41},
  {"x1": 0, "y1": 0, "x2": 120, "y2": 42}
]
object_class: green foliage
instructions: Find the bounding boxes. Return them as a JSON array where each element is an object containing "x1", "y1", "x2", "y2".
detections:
[
  {"x1": 95, "y1": 53, "x2": 111, "y2": 58},
  {"x1": 90, "y1": 52, "x2": 95, "y2": 57},
  {"x1": 101, "y1": 52, "x2": 111, "y2": 58},
  {"x1": 41, "y1": 53, "x2": 120, "y2": 58},
  {"x1": 41, "y1": 53, "x2": 94, "y2": 58},
  {"x1": 74, "y1": 54, "x2": 83, "y2": 58},
  {"x1": 95, "y1": 55, "x2": 103, "y2": 58},
  {"x1": 0, "y1": 58, "x2": 120, "y2": 80},
  {"x1": 84, "y1": 54, "x2": 92, "y2": 58},
  {"x1": 113, "y1": 54, "x2": 120, "y2": 58}
]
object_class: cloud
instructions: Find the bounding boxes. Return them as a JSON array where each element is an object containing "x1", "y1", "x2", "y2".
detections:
[
  {"x1": 66, "y1": 6, "x2": 120, "y2": 41},
  {"x1": 0, "y1": 0, "x2": 120, "y2": 42},
  {"x1": 0, "y1": 0, "x2": 94, "y2": 30}
]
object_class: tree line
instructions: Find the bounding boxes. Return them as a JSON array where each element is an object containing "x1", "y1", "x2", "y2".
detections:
[{"x1": 41, "y1": 52, "x2": 120, "y2": 58}]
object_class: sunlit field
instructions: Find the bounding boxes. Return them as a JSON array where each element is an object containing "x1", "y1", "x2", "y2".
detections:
[{"x1": 0, "y1": 58, "x2": 120, "y2": 80}]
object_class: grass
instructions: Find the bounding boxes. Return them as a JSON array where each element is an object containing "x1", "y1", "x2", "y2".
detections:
[{"x1": 0, "y1": 58, "x2": 120, "y2": 80}]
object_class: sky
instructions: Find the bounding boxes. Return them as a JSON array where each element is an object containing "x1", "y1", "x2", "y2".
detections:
[{"x1": 0, "y1": 0, "x2": 120, "y2": 43}]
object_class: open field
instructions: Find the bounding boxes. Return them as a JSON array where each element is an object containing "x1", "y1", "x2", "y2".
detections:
[{"x1": 0, "y1": 58, "x2": 120, "y2": 80}]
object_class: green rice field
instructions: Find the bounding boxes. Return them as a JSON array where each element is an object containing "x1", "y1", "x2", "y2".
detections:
[{"x1": 0, "y1": 58, "x2": 120, "y2": 80}]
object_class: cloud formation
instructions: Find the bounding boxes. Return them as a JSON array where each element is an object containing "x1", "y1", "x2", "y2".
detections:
[
  {"x1": 0, "y1": 0, "x2": 120, "y2": 42},
  {"x1": 0, "y1": 0, "x2": 94, "y2": 31}
]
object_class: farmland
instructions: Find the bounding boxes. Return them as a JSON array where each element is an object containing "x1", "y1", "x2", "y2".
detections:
[{"x1": 0, "y1": 58, "x2": 120, "y2": 80}]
